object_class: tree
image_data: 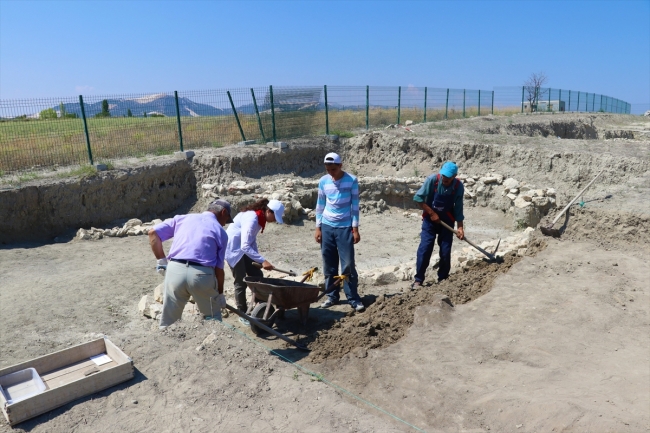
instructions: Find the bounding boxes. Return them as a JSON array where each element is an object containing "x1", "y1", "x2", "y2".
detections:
[
  {"x1": 524, "y1": 72, "x2": 548, "y2": 113},
  {"x1": 127, "y1": 108, "x2": 133, "y2": 117},
  {"x1": 101, "y1": 99, "x2": 110, "y2": 117},
  {"x1": 59, "y1": 102, "x2": 67, "y2": 118},
  {"x1": 143, "y1": 112, "x2": 147, "y2": 118},
  {"x1": 39, "y1": 108, "x2": 57, "y2": 119}
]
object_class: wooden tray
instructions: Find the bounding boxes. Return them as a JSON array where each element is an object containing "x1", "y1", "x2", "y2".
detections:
[{"x1": 0, "y1": 337, "x2": 133, "y2": 426}]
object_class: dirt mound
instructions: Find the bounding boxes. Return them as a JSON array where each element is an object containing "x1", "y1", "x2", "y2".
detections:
[
  {"x1": 307, "y1": 238, "x2": 547, "y2": 363},
  {"x1": 479, "y1": 119, "x2": 598, "y2": 139},
  {"x1": 541, "y1": 207, "x2": 650, "y2": 248}
]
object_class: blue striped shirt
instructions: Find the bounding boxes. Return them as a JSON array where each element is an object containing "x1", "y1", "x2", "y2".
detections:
[{"x1": 316, "y1": 172, "x2": 360, "y2": 228}]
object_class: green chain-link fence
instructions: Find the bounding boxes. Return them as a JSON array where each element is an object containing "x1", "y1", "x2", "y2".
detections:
[{"x1": 0, "y1": 85, "x2": 631, "y2": 175}]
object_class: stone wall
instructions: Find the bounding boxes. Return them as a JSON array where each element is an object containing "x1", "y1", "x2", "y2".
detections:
[{"x1": 0, "y1": 161, "x2": 195, "y2": 244}]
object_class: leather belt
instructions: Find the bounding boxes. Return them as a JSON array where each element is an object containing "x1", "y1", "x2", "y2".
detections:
[{"x1": 170, "y1": 258, "x2": 205, "y2": 267}]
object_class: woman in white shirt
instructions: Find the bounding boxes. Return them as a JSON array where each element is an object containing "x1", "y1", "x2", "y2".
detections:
[{"x1": 226, "y1": 198, "x2": 285, "y2": 314}]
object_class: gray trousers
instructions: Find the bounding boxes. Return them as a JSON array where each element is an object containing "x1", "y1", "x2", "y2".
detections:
[
  {"x1": 229, "y1": 255, "x2": 263, "y2": 312},
  {"x1": 159, "y1": 261, "x2": 222, "y2": 328}
]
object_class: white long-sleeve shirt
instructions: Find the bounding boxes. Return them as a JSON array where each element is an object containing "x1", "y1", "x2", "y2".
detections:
[{"x1": 225, "y1": 210, "x2": 265, "y2": 268}]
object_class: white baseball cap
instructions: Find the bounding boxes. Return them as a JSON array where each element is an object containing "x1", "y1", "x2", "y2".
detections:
[
  {"x1": 267, "y1": 199, "x2": 285, "y2": 224},
  {"x1": 324, "y1": 152, "x2": 342, "y2": 164}
]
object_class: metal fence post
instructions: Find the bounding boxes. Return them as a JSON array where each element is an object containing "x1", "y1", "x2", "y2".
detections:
[
  {"x1": 585, "y1": 93, "x2": 588, "y2": 112},
  {"x1": 600, "y1": 95, "x2": 603, "y2": 112},
  {"x1": 568, "y1": 90, "x2": 571, "y2": 112},
  {"x1": 270, "y1": 85, "x2": 276, "y2": 142},
  {"x1": 445, "y1": 88, "x2": 449, "y2": 119},
  {"x1": 548, "y1": 87, "x2": 551, "y2": 111},
  {"x1": 491, "y1": 90, "x2": 494, "y2": 115},
  {"x1": 423, "y1": 87, "x2": 427, "y2": 123},
  {"x1": 521, "y1": 86, "x2": 524, "y2": 113},
  {"x1": 174, "y1": 91, "x2": 184, "y2": 151},
  {"x1": 79, "y1": 95, "x2": 93, "y2": 165},
  {"x1": 324, "y1": 85, "x2": 329, "y2": 135},
  {"x1": 559, "y1": 89, "x2": 562, "y2": 112},
  {"x1": 251, "y1": 88, "x2": 266, "y2": 142},
  {"x1": 577, "y1": 92, "x2": 580, "y2": 112},
  {"x1": 365, "y1": 85, "x2": 369, "y2": 130},
  {"x1": 397, "y1": 86, "x2": 401, "y2": 124},
  {"x1": 478, "y1": 90, "x2": 481, "y2": 116},
  {"x1": 592, "y1": 93, "x2": 595, "y2": 112},
  {"x1": 227, "y1": 91, "x2": 246, "y2": 142},
  {"x1": 462, "y1": 89, "x2": 466, "y2": 117}
]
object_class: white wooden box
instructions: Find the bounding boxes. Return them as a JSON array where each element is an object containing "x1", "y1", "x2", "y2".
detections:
[{"x1": 0, "y1": 337, "x2": 133, "y2": 426}]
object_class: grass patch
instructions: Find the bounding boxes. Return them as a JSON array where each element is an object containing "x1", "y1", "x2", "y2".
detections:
[
  {"x1": 56, "y1": 165, "x2": 97, "y2": 178},
  {"x1": 18, "y1": 172, "x2": 39, "y2": 182},
  {"x1": 330, "y1": 129, "x2": 354, "y2": 138}
]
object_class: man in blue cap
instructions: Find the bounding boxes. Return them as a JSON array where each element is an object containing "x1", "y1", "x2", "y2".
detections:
[{"x1": 411, "y1": 161, "x2": 465, "y2": 289}]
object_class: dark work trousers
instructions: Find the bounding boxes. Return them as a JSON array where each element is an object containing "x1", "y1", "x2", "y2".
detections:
[
  {"x1": 230, "y1": 255, "x2": 263, "y2": 312},
  {"x1": 321, "y1": 224, "x2": 362, "y2": 306},
  {"x1": 414, "y1": 217, "x2": 454, "y2": 283}
]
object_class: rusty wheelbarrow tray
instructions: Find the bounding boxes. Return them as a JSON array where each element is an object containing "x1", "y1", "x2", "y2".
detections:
[{"x1": 242, "y1": 276, "x2": 322, "y2": 340}]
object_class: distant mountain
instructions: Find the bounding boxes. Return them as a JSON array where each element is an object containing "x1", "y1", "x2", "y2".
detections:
[
  {"x1": 48, "y1": 90, "x2": 365, "y2": 118},
  {"x1": 55, "y1": 94, "x2": 229, "y2": 118}
]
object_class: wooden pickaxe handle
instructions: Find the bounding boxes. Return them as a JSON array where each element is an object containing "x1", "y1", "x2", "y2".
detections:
[
  {"x1": 437, "y1": 220, "x2": 498, "y2": 261},
  {"x1": 252, "y1": 262, "x2": 297, "y2": 276}
]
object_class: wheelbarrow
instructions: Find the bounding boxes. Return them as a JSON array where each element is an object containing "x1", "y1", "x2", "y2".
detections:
[
  {"x1": 223, "y1": 267, "x2": 346, "y2": 350},
  {"x1": 243, "y1": 276, "x2": 321, "y2": 335}
]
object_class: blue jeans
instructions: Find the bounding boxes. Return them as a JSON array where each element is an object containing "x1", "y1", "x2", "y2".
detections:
[
  {"x1": 321, "y1": 224, "x2": 361, "y2": 305},
  {"x1": 415, "y1": 218, "x2": 454, "y2": 283}
]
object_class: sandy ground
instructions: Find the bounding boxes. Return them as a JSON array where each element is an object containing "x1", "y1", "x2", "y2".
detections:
[
  {"x1": 1, "y1": 208, "x2": 648, "y2": 432},
  {"x1": 1, "y1": 114, "x2": 649, "y2": 432}
]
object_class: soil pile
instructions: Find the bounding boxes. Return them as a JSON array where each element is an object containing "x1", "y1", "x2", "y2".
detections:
[{"x1": 308, "y1": 239, "x2": 547, "y2": 363}]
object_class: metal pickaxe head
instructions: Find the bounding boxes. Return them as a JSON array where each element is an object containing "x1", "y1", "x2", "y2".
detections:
[{"x1": 491, "y1": 239, "x2": 501, "y2": 256}]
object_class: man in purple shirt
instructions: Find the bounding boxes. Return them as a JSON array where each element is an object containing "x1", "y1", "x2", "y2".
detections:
[{"x1": 148, "y1": 199, "x2": 232, "y2": 329}]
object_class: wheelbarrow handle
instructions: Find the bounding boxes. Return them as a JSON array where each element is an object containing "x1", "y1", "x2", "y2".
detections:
[
  {"x1": 224, "y1": 304, "x2": 309, "y2": 351},
  {"x1": 438, "y1": 220, "x2": 498, "y2": 262},
  {"x1": 252, "y1": 262, "x2": 297, "y2": 276}
]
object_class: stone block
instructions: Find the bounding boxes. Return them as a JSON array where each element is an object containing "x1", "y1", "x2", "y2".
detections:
[
  {"x1": 502, "y1": 178, "x2": 519, "y2": 190},
  {"x1": 95, "y1": 164, "x2": 108, "y2": 171},
  {"x1": 236, "y1": 140, "x2": 257, "y2": 146},
  {"x1": 124, "y1": 218, "x2": 143, "y2": 229},
  {"x1": 148, "y1": 303, "x2": 163, "y2": 319},
  {"x1": 138, "y1": 295, "x2": 154, "y2": 317},
  {"x1": 514, "y1": 196, "x2": 532, "y2": 209},
  {"x1": 174, "y1": 150, "x2": 195, "y2": 160},
  {"x1": 154, "y1": 283, "x2": 164, "y2": 303},
  {"x1": 267, "y1": 141, "x2": 288, "y2": 149}
]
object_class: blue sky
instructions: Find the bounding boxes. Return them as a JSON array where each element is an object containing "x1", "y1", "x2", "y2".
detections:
[{"x1": 1, "y1": 0, "x2": 648, "y2": 113}]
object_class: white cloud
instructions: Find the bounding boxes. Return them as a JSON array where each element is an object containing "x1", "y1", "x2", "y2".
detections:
[{"x1": 75, "y1": 85, "x2": 95, "y2": 94}]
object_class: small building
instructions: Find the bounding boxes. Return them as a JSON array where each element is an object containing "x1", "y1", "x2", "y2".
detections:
[{"x1": 522, "y1": 100, "x2": 566, "y2": 112}]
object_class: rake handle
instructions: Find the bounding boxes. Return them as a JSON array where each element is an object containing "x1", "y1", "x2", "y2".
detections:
[{"x1": 549, "y1": 169, "x2": 604, "y2": 226}]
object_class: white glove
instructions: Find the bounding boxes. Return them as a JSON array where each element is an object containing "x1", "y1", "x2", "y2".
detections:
[
  {"x1": 156, "y1": 258, "x2": 168, "y2": 276},
  {"x1": 215, "y1": 293, "x2": 227, "y2": 309}
]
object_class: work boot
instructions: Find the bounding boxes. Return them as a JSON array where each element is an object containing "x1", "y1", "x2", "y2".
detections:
[{"x1": 321, "y1": 298, "x2": 334, "y2": 308}]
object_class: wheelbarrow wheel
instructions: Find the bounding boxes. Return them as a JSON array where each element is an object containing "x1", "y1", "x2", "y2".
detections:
[{"x1": 249, "y1": 302, "x2": 275, "y2": 336}]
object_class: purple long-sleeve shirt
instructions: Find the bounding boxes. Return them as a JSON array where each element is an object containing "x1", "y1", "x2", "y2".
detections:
[{"x1": 153, "y1": 212, "x2": 228, "y2": 269}]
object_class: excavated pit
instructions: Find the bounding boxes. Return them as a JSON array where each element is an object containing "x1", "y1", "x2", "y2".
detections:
[{"x1": 1, "y1": 113, "x2": 648, "y2": 432}]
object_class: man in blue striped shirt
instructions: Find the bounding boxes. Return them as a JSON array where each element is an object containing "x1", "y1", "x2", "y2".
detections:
[{"x1": 314, "y1": 152, "x2": 365, "y2": 312}]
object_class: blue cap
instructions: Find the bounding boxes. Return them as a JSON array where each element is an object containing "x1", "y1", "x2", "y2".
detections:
[{"x1": 439, "y1": 161, "x2": 458, "y2": 178}]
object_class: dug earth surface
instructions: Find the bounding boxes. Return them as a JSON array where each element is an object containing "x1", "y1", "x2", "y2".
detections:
[{"x1": 0, "y1": 113, "x2": 648, "y2": 432}]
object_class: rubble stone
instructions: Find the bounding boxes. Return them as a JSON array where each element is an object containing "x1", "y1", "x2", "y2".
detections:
[
  {"x1": 514, "y1": 197, "x2": 532, "y2": 208},
  {"x1": 503, "y1": 178, "x2": 519, "y2": 190}
]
